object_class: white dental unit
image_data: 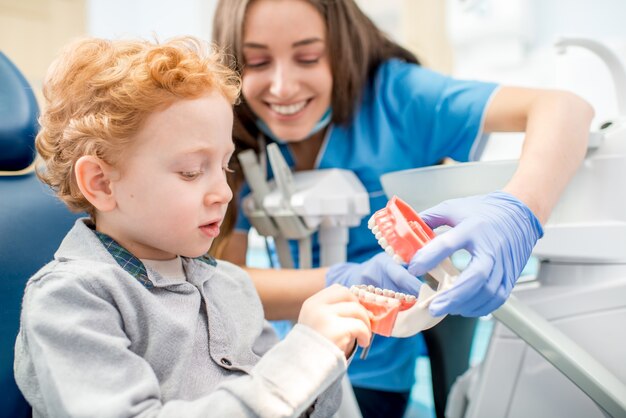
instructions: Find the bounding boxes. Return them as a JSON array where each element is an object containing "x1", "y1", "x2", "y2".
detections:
[{"x1": 382, "y1": 38, "x2": 626, "y2": 418}]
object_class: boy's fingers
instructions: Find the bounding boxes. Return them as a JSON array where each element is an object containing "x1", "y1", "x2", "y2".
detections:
[
  {"x1": 343, "y1": 317, "x2": 372, "y2": 348},
  {"x1": 317, "y1": 284, "x2": 359, "y2": 303},
  {"x1": 330, "y1": 301, "x2": 371, "y2": 325}
]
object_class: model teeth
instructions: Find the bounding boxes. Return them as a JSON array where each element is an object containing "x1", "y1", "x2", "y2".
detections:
[
  {"x1": 270, "y1": 100, "x2": 307, "y2": 115},
  {"x1": 350, "y1": 284, "x2": 416, "y2": 306},
  {"x1": 368, "y1": 212, "x2": 408, "y2": 265}
]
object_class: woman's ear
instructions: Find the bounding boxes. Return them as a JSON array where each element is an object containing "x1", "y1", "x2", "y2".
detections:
[{"x1": 74, "y1": 156, "x2": 117, "y2": 212}]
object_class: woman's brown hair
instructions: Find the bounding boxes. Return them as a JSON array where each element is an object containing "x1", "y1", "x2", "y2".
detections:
[{"x1": 211, "y1": 0, "x2": 419, "y2": 255}]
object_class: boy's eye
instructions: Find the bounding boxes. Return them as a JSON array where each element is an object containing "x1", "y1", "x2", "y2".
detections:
[{"x1": 179, "y1": 171, "x2": 201, "y2": 180}]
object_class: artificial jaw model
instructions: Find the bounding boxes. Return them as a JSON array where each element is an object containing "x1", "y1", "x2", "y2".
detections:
[{"x1": 360, "y1": 196, "x2": 459, "y2": 338}]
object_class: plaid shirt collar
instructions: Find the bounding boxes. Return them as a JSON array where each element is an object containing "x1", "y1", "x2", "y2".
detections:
[{"x1": 93, "y1": 230, "x2": 217, "y2": 289}]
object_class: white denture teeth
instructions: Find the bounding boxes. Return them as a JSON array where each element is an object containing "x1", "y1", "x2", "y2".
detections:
[
  {"x1": 351, "y1": 283, "x2": 417, "y2": 306},
  {"x1": 375, "y1": 231, "x2": 383, "y2": 240},
  {"x1": 392, "y1": 254, "x2": 404, "y2": 264},
  {"x1": 378, "y1": 237, "x2": 388, "y2": 247},
  {"x1": 384, "y1": 246, "x2": 396, "y2": 257}
]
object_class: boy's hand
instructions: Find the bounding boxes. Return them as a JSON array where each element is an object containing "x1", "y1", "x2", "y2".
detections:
[{"x1": 298, "y1": 284, "x2": 372, "y2": 357}]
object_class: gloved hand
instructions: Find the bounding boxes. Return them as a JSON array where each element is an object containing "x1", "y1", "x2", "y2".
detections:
[
  {"x1": 407, "y1": 191, "x2": 543, "y2": 317},
  {"x1": 326, "y1": 252, "x2": 423, "y2": 296}
]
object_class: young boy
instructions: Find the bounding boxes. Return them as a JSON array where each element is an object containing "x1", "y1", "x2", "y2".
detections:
[{"x1": 14, "y1": 36, "x2": 371, "y2": 417}]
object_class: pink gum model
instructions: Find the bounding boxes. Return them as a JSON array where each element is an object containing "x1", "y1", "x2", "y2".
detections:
[{"x1": 359, "y1": 196, "x2": 459, "y2": 338}]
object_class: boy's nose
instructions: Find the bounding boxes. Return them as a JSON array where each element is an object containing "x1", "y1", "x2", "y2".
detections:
[
  {"x1": 204, "y1": 174, "x2": 233, "y2": 206},
  {"x1": 269, "y1": 63, "x2": 298, "y2": 99}
]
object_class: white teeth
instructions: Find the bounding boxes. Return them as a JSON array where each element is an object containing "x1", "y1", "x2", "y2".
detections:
[
  {"x1": 378, "y1": 237, "x2": 388, "y2": 247},
  {"x1": 368, "y1": 218, "x2": 375, "y2": 229},
  {"x1": 392, "y1": 254, "x2": 404, "y2": 264},
  {"x1": 375, "y1": 287, "x2": 383, "y2": 295},
  {"x1": 385, "y1": 246, "x2": 395, "y2": 257},
  {"x1": 270, "y1": 100, "x2": 307, "y2": 115}
]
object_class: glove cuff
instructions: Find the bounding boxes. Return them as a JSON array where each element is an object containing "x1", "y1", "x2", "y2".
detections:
[{"x1": 492, "y1": 190, "x2": 544, "y2": 240}]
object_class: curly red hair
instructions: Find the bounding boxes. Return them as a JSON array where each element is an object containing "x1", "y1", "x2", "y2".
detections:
[{"x1": 35, "y1": 36, "x2": 240, "y2": 217}]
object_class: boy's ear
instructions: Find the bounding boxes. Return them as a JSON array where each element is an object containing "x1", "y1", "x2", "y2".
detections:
[{"x1": 74, "y1": 156, "x2": 117, "y2": 212}]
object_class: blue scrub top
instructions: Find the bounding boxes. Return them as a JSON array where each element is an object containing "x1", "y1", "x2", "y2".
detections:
[{"x1": 236, "y1": 59, "x2": 498, "y2": 391}]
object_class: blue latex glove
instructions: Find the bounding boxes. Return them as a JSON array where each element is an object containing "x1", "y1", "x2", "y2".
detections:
[
  {"x1": 326, "y1": 252, "x2": 423, "y2": 296},
  {"x1": 408, "y1": 191, "x2": 543, "y2": 317}
]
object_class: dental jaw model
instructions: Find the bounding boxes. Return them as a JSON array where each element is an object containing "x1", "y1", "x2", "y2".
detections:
[
  {"x1": 349, "y1": 285, "x2": 416, "y2": 337},
  {"x1": 358, "y1": 195, "x2": 459, "y2": 338}
]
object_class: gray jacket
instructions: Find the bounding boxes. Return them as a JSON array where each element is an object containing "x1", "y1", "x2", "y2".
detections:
[{"x1": 15, "y1": 219, "x2": 344, "y2": 417}]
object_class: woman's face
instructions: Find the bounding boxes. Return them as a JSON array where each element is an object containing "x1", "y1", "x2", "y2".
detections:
[{"x1": 241, "y1": 0, "x2": 332, "y2": 142}]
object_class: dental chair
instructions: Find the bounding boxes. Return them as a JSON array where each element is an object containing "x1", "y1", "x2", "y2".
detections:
[{"x1": 0, "y1": 51, "x2": 82, "y2": 418}]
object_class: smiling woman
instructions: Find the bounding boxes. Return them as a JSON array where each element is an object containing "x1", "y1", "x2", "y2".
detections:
[{"x1": 240, "y1": 0, "x2": 333, "y2": 143}]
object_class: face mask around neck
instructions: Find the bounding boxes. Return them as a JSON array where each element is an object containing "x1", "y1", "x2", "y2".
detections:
[{"x1": 255, "y1": 107, "x2": 332, "y2": 144}]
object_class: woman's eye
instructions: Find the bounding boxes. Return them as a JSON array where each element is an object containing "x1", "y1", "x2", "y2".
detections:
[
  {"x1": 180, "y1": 171, "x2": 201, "y2": 180},
  {"x1": 245, "y1": 60, "x2": 269, "y2": 69},
  {"x1": 298, "y1": 58, "x2": 320, "y2": 65}
]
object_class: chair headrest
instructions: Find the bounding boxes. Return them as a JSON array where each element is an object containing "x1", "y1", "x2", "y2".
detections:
[{"x1": 0, "y1": 51, "x2": 39, "y2": 172}]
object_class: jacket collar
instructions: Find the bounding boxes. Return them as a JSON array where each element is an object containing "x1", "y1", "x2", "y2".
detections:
[{"x1": 56, "y1": 219, "x2": 216, "y2": 289}]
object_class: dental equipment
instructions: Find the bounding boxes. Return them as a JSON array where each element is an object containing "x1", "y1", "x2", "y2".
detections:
[
  {"x1": 240, "y1": 143, "x2": 369, "y2": 269},
  {"x1": 378, "y1": 37, "x2": 626, "y2": 418},
  {"x1": 239, "y1": 143, "x2": 370, "y2": 418}
]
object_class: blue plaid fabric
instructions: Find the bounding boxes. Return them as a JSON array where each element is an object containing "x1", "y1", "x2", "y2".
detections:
[
  {"x1": 93, "y1": 231, "x2": 153, "y2": 289},
  {"x1": 93, "y1": 230, "x2": 219, "y2": 288}
]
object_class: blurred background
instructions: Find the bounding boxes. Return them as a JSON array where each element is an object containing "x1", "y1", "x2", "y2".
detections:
[
  {"x1": 2, "y1": 1, "x2": 626, "y2": 417},
  {"x1": 2, "y1": 0, "x2": 626, "y2": 160}
]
